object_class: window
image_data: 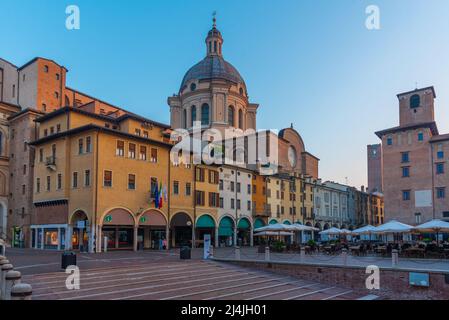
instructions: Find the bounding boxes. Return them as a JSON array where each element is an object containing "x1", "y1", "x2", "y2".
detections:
[
  {"x1": 387, "y1": 137, "x2": 392, "y2": 146},
  {"x1": 208, "y1": 170, "x2": 218, "y2": 184},
  {"x1": 150, "y1": 178, "x2": 158, "y2": 198},
  {"x1": 201, "y1": 103, "x2": 209, "y2": 126},
  {"x1": 410, "y1": 94, "x2": 420, "y2": 108},
  {"x1": 401, "y1": 152, "x2": 409, "y2": 163},
  {"x1": 42, "y1": 104, "x2": 47, "y2": 112},
  {"x1": 436, "y1": 187, "x2": 445, "y2": 199},
  {"x1": 228, "y1": 106, "x2": 235, "y2": 126},
  {"x1": 86, "y1": 137, "x2": 91, "y2": 153},
  {"x1": 415, "y1": 212, "x2": 422, "y2": 224},
  {"x1": 23, "y1": 164, "x2": 26, "y2": 175},
  {"x1": 143, "y1": 131, "x2": 149, "y2": 138},
  {"x1": 238, "y1": 109, "x2": 243, "y2": 129},
  {"x1": 36, "y1": 178, "x2": 40, "y2": 193},
  {"x1": 78, "y1": 138, "x2": 84, "y2": 154},
  {"x1": 185, "y1": 183, "x2": 191, "y2": 196},
  {"x1": 402, "y1": 167, "x2": 410, "y2": 178},
  {"x1": 252, "y1": 185, "x2": 257, "y2": 193},
  {"x1": 135, "y1": 129, "x2": 141, "y2": 136},
  {"x1": 402, "y1": 190, "x2": 411, "y2": 201},
  {"x1": 128, "y1": 174, "x2": 136, "y2": 190},
  {"x1": 39, "y1": 149, "x2": 43, "y2": 162},
  {"x1": 50, "y1": 127, "x2": 54, "y2": 135},
  {"x1": 209, "y1": 192, "x2": 219, "y2": 207},
  {"x1": 231, "y1": 199, "x2": 235, "y2": 209},
  {"x1": 57, "y1": 174, "x2": 62, "y2": 190},
  {"x1": 237, "y1": 200, "x2": 241, "y2": 210},
  {"x1": 56, "y1": 73, "x2": 60, "y2": 80},
  {"x1": 22, "y1": 185, "x2": 25, "y2": 195},
  {"x1": 437, "y1": 151, "x2": 444, "y2": 159},
  {"x1": 22, "y1": 74, "x2": 25, "y2": 82},
  {"x1": 85, "y1": 170, "x2": 90, "y2": 187},
  {"x1": 104, "y1": 171, "x2": 112, "y2": 187},
  {"x1": 219, "y1": 180, "x2": 223, "y2": 190},
  {"x1": 44, "y1": 129, "x2": 48, "y2": 137},
  {"x1": 44, "y1": 65, "x2": 49, "y2": 73},
  {"x1": 237, "y1": 183, "x2": 241, "y2": 193},
  {"x1": 56, "y1": 124, "x2": 61, "y2": 133},
  {"x1": 116, "y1": 141, "x2": 124, "y2": 156},
  {"x1": 219, "y1": 198, "x2": 224, "y2": 208},
  {"x1": 128, "y1": 143, "x2": 136, "y2": 159},
  {"x1": 247, "y1": 184, "x2": 251, "y2": 194},
  {"x1": 195, "y1": 191, "x2": 205, "y2": 206},
  {"x1": 173, "y1": 181, "x2": 179, "y2": 195},
  {"x1": 191, "y1": 105, "x2": 196, "y2": 126},
  {"x1": 139, "y1": 146, "x2": 147, "y2": 160},
  {"x1": 190, "y1": 83, "x2": 196, "y2": 91},
  {"x1": 72, "y1": 172, "x2": 78, "y2": 188},
  {"x1": 46, "y1": 176, "x2": 51, "y2": 191},
  {"x1": 196, "y1": 167, "x2": 205, "y2": 182},
  {"x1": 247, "y1": 201, "x2": 251, "y2": 211},
  {"x1": 230, "y1": 181, "x2": 235, "y2": 192},
  {"x1": 150, "y1": 148, "x2": 158, "y2": 163},
  {"x1": 183, "y1": 109, "x2": 187, "y2": 128},
  {"x1": 436, "y1": 163, "x2": 445, "y2": 174},
  {"x1": 418, "y1": 132, "x2": 424, "y2": 141},
  {"x1": 55, "y1": 91, "x2": 59, "y2": 99},
  {"x1": 12, "y1": 85, "x2": 15, "y2": 98}
]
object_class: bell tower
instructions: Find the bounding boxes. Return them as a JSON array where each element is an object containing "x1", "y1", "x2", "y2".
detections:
[
  {"x1": 397, "y1": 86, "x2": 435, "y2": 126},
  {"x1": 206, "y1": 13, "x2": 223, "y2": 57}
]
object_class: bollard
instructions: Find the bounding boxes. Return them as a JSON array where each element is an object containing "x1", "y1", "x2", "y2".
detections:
[
  {"x1": 4, "y1": 270, "x2": 21, "y2": 300},
  {"x1": 103, "y1": 236, "x2": 108, "y2": 253},
  {"x1": 209, "y1": 246, "x2": 214, "y2": 258},
  {"x1": 265, "y1": 246, "x2": 270, "y2": 261},
  {"x1": 235, "y1": 246, "x2": 241, "y2": 260},
  {"x1": 0, "y1": 258, "x2": 9, "y2": 297},
  {"x1": 1, "y1": 263, "x2": 13, "y2": 300},
  {"x1": 341, "y1": 248, "x2": 348, "y2": 266},
  {"x1": 392, "y1": 249, "x2": 399, "y2": 268},
  {"x1": 300, "y1": 247, "x2": 306, "y2": 263},
  {"x1": 11, "y1": 283, "x2": 32, "y2": 301}
]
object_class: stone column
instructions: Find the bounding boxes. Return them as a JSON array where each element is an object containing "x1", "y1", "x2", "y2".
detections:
[
  {"x1": 250, "y1": 228, "x2": 254, "y2": 247},
  {"x1": 235, "y1": 246, "x2": 240, "y2": 260},
  {"x1": 165, "y1": 225, "x2": 170, "y2": 250},
  {"x1": 233, "y1": 226, "x2": 238, "y2": 247},
  {"x1": 97, "y1": 226, "x2": 102, "y2": 253},
  {"x1": 265, "y1": 246, "x2": 270, "y2": 261},
  {"x1": 57, "y1": 228, "x2": 61, "y2": 251},
  {"x1": 215, "y1": 226, "x2": 219, "y2": 248},
  {"x1": 40, "y1": 229, "x2": 44, "y2": 250},
  {"x1": 133, "y1": 226, "x2": 138, "y2": 252}
]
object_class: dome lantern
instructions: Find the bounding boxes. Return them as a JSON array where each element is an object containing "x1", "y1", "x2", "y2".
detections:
[{"x1": 206, "y1": 13, "x2": 223, "y2": 57}]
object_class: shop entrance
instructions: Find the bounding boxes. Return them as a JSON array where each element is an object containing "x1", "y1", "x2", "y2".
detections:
[
  {"x1": 70, "y1": 210, "x2": 89, "y2": 252},
  {"x1": 102, "y1": 208, "x2": 135, "y2": 250},
  {"x1": 170, "y1": 212, "x2": 192, "y2": 248},
  {"x1": 218, "y1": 216, "x2": 234, "y2": 247},
  {"x1": 195, "y1": 214, "x2": 216, "y2": 247},
  {"x1": 138, "y1": 210, "x2": 167, "y2": 250},
  {"x1": 237, "y1": 217, "x2": 251, "y2": 247}
]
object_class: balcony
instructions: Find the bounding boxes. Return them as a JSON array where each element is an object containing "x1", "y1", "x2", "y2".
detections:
[
  {"x1": 252, "y1": 206, "x2": 271, "y2": 218},
  {"x1": 45, "y1": 156, "x2": 56, "y2": 170}
]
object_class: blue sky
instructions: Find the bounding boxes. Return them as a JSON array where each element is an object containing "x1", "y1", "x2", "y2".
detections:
[{"x1": 1, "y1": 0, "x2": 449, "y2": 188}]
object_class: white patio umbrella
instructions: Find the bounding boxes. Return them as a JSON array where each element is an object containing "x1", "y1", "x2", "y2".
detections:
[
  {"x1": 254, "y1": 231, "x2": 294, "y2": 237},
  {"x1": 373, "y1": 220, "x2": 413, "y2": 243},
  {"x1": 340, "y1": 229, "x2": 353, "y2": 235},
  {"x1": 291, "y1": 224, "x2": 319, "y2": 232},
  {"x1": 352, "y1": 225, "x2": 377, "y2": 241},
  {"x1": 254, "y1": 223, "x2": 296, "y2": 233},
  {"x1": 319, "y1": 227, "x2": 342, "y2": 235},
  {"x1": 373, "y1": 220, "x2": 413, "y2": 233},
  {"x1": 414, "y1": 220, "x2": 449, "y2": 244}
]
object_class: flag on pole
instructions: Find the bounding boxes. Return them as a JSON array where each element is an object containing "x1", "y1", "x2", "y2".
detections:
[{"x1": 154, "y1": 183, "x2": 159, "y2": 208}]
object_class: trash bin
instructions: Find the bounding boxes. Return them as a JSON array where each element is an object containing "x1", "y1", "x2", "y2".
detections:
[
  {"x1": 61, "y1": 251, "x2": 77, "y2": 269},
  {"x1": 180, "y1": 246, "x2": 191, "y2": 260}
]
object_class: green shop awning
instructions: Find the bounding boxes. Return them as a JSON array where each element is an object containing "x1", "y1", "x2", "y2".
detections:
[
  {"x1": 254, "y1": 219, "x2": 265, "y2": 229},
  {"x1": 238, "y1": 218, "x2": 251, "y2": 230},
  {"x1": 196, "y1": 215, "x2": 215, "y2": 228},
  {"x1": 218, "y1": 217, "x2": 234, "y2": 237}
]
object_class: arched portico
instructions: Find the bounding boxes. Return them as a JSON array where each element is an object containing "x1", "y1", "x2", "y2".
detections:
[
  {"x1": 195, "y1": 214, "x2": 217, "y2": 248},
  {"x1": 218, "y1": 216, "x2": 235, "y2": 247},
  {"x1": 170, "y1": 212, "x2": 193, "y2": 248},
  {"x1": 269, "y1": 219, "x2": 278, "y2": 225},
  {"x1": 237, "y1": 217, "x2": 252, "y2": 247},
  {"x1": 69, "y1": 210, "x2": 89, "y2": 251},
  {"x1": 101, "y1": 208, "x2": 135, "y2": 250},
  {"x1": 137, "y1": 209, "x2": 168, "y2": 250}
]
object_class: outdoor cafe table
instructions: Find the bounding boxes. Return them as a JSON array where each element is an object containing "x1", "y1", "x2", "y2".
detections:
[{"x1": 404, "y1": 247, "x2": 425, "y2": 258}]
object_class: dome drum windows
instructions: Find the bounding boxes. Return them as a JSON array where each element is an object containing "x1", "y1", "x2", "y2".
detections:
[
  {"x1": 228, "y1": 106, "x2": 235, "y2": 127},
  {"x1": 201, "y1": 103, "x2": 210, "y2": 126}
]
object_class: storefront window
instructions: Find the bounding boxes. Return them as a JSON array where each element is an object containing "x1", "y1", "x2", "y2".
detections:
[
  {"x1": 37, "y1": 229, "x2": 43, "y2": 248},
  {"x1": 44, "y1": 229, "x2": 59, "y2": 250},
  {"x1": 60, "y1": 228, "x2": 66, "y2": 250},
  {"x1": 118, "y1": 229, "x2": 134, "y2": 248},
  {"x1": 103, "y1": 228, "x2": 116, "y2": 249}
]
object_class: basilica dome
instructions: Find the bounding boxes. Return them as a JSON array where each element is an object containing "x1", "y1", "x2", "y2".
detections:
[
  {"x1": 180, "y1": 55, "x2": 245, "y2": 92},
  {"x1": 179, "y1": 17, "x2": 246, "y2": 93}
]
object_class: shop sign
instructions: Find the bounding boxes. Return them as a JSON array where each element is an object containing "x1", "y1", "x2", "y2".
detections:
[
  {"x1": 77, "y1": 221, "x2": 85, "y2": 229},
  {"x1": 104, "y1": 215, "x2": 112, "y2": 223}
]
